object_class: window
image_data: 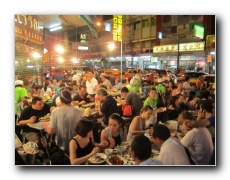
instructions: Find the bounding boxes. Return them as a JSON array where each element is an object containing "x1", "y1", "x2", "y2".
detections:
[
  {"x1": 134, "y1": 21, "x2": 141, "y2": 30},
  {"x1": 151, "y1": 17, "x2": 156, "y2": 26},
  {"x1": 142, "y1": 19, "x2": 149, "y2": 28}
]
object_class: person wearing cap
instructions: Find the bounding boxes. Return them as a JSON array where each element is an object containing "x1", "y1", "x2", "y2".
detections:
[
  {"x1": 44, "y1": 89, "x2": 83, "y2": 153},
  {"x1": 15, "y1": 80, "x2": 29, "y2": 123},
  {"x1": 96, "y1": 88, "x2": 118, "y2": 126},
  {"x1": 126, "y1": 78, "x2": 139, "y2": 93}
]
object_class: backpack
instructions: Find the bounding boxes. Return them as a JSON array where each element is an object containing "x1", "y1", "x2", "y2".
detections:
[{"x1": 122, "y1": 104, "x2": 133, "y2": 117}]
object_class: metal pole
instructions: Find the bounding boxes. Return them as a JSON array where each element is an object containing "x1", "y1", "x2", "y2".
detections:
[
  {"x1": 177, "y1": 35, "x2": 180, "y2": 71},
  {"x1": 120, "y1": 40, "x2": 122, "y2": 84}
]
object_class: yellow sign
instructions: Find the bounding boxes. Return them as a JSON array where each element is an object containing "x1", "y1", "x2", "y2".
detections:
[
  {"x1": 15, "y1": 15, "x2": 43, "y2": 44},
  {"x1": 153, "y1": 42, "x2": 205, "y2": 53},
  {"x1": 207, "y1": 55, "x2": 212, "y2": 62},
  {"x1": 113, "y1": 15, "x2": 122, "y2": 41}
]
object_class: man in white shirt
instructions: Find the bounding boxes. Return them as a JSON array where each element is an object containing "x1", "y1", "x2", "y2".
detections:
[
  {"x1": 86, "y1": 70, "x2": 98, "y2": 97},
  {"x1": 150, "y1": 124, "x2": 190, "y2": 165},
  {"x1": 179, "y1": 111, "x2": 213, "y2": 165}
]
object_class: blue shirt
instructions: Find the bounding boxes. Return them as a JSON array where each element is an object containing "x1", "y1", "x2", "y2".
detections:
[{"x1": 139, "y1": 157, "x2": 163, "y2": 165}]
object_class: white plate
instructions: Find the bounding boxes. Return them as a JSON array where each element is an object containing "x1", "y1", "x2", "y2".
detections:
[
  {"x1": 88, "y1": 153, "x2": 107, "y2": 164},
  {"x1": 106, "y1": 155, "x2": 127, "y2": 165}
]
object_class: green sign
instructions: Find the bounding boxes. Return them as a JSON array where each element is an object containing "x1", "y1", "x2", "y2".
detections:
[{"x1": 194, "y1": 25, "x2": 204, "y2": 39}]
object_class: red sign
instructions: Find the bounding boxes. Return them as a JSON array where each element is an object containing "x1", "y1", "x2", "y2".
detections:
[{"x1": 81, "y1": 53, "x2": 104, "y2": 60}]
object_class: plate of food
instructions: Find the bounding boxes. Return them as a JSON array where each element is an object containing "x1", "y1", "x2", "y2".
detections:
[
  {"x1": 106, "y1": 155, "x2": 127, "y2": 165},
  {"x1": 88, "y1": 153, "x2": 107, "y2": 165},
  {"x1": 39, "y1": 115, "x2": 50, "y2": 122}
]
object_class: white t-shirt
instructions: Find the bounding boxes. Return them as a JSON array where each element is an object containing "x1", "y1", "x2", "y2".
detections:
[
  {"x1": 86, "y1": 77, "x2": 98, "y2": 95},
  {"x1": 158, "y1": 137, "x2": 190, "y2": 165},
  {"x1": 180, "y1": 127, "x2": 213, "y2": 165},
  {"x1": 183, "y1": 81, "x2": 191, "y2": 91}
]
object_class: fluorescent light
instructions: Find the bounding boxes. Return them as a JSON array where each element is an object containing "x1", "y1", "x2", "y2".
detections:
[
  {"x1": 26, "y1": 65, "x2": 34, "y2": 68},
  {"x1": 78, "y1": 46, "x2": 88, "y2": 50},
  {"x1": 210, "y1": 52, "x2": 215, "y2": 55},
  {"x1": 50, "y1": 26, "x2": 62, "y2": 32}
]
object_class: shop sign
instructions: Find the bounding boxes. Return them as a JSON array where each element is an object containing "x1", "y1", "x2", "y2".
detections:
[
  {"x1": 194, "y1": 25, "x2": 204, "y2": 39},
  {"x1": 153, "y1": 41, "x2": 205, "y2": 53},
  {"x1": 105, "y1": 22, "x2": 111, "y2": 32},
  {"x1": 113, "y1": 15, "x2": 122, "y2": 41},
  {"x1": 43, "y1": 52, "x2": 49, "y2": 63},
  {"x1": 15, "y1": 15, "x2": 43, "y2": 44},
  {"x1": 206, "y1": 35, "x2": 215, "y2": 49},
  {"x1": 207, "y1": 55, "x2": 212, "y2": 62},
  {"x1": 81, "y1": 53, "x2": 104, "y2": 60},
  {"x1": 80, "y1": 34, "x2": 86, "y2": 40}
]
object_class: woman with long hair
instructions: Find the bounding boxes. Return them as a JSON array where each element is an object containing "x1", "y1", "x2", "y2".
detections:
[{"x1": 126, "y1": 106, "x2": 153, "y2": 141}]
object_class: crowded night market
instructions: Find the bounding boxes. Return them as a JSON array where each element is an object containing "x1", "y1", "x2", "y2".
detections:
[{"x1": 14, "y1": 15, "x2": 216, "y2": 166}]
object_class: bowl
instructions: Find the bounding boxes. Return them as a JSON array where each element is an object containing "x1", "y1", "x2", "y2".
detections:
[{"x1": 104, "y1": 148, "x2": 113, "y2": 156}]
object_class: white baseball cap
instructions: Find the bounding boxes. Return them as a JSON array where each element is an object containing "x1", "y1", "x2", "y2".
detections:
[{"x1": 15, "y1": 80, "x2": 24, "y2": 86}]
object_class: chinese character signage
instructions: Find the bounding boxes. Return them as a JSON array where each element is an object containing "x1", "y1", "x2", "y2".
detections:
[
  {"x1": 153, "y1": 42, "x2": 205, "y2": 53},
  {"x1": 15, "y1": 15, "x2": 43, "y2": 44},
  {"x1": 113, "y1": 15, "x2": 122, "y2": 41}
]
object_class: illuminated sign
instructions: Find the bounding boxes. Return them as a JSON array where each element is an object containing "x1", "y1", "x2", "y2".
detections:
[
  {"x1": 158, "y1": 32, "x2": 163, "y2": 39},
  {"x1": 194, "y1": 25, "x2": 204, "y2": 39},
  {"x1": 105, "y1": 22, "x2": 111, "y2": 32},
  {"x1": 113, "y1": 15, "x2": 122, "y2": 41},
  {"x1": 80, "y1": 34, "x2": 86, "y2": 40},
  {"x1": 207, "y1": 55, "x2": 212, "y2": 62},
  {"x1": 15, "y1": 15, "x2": 43, "y2": 44},
  {"x1": 153, "y1": 42, "x2": 205, "y2": 53},
  {"x1": 78, "y1": 46, "x2": 88, "y2": 50}
]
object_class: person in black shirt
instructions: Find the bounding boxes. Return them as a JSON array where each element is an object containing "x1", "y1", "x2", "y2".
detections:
[
  {"x1": 72, "y1": 85, "x2": 94, "y2": 106},
  {"x1": 16, "y1": 96, "x2": 53, "y2": 140},
  {"x1": 96, "y1": 88, "x2": 118, "y2": 126}
]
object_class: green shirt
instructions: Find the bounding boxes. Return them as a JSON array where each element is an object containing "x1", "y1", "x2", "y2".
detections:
[
  {"x1": 143, "y1": 97, "x2": 158, "y2": 108},
  {"x1": 127, "y1": 85, "x2": 140, "y2": 93},
  {"x1": 155, "y1": 84, "x2": 166, "y2": 94},
  {"x1": 15, "y1": 86, "x2": 28, "y2": 114}
]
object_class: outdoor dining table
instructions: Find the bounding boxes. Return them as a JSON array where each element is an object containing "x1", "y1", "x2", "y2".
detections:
[{"x1": 86, "y1": 141, "x2": 160, "y2": 166}]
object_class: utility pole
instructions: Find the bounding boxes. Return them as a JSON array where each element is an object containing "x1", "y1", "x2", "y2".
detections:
[{"x1": 177, "y1": 34, "x2": 180, "y2": 72}]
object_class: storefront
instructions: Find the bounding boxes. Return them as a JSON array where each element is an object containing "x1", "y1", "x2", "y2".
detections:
[
  {"x1": 152, "y1": 41, "x2": 207, "y2": 72},
  {"x1": 15, "y1": 15, "x2": 44, "y2": 87}
]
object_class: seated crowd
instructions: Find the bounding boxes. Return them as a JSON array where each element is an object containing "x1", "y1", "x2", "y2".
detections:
[{"x1": 15, "y1": 69, "x2": 215, "y2": 166}]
